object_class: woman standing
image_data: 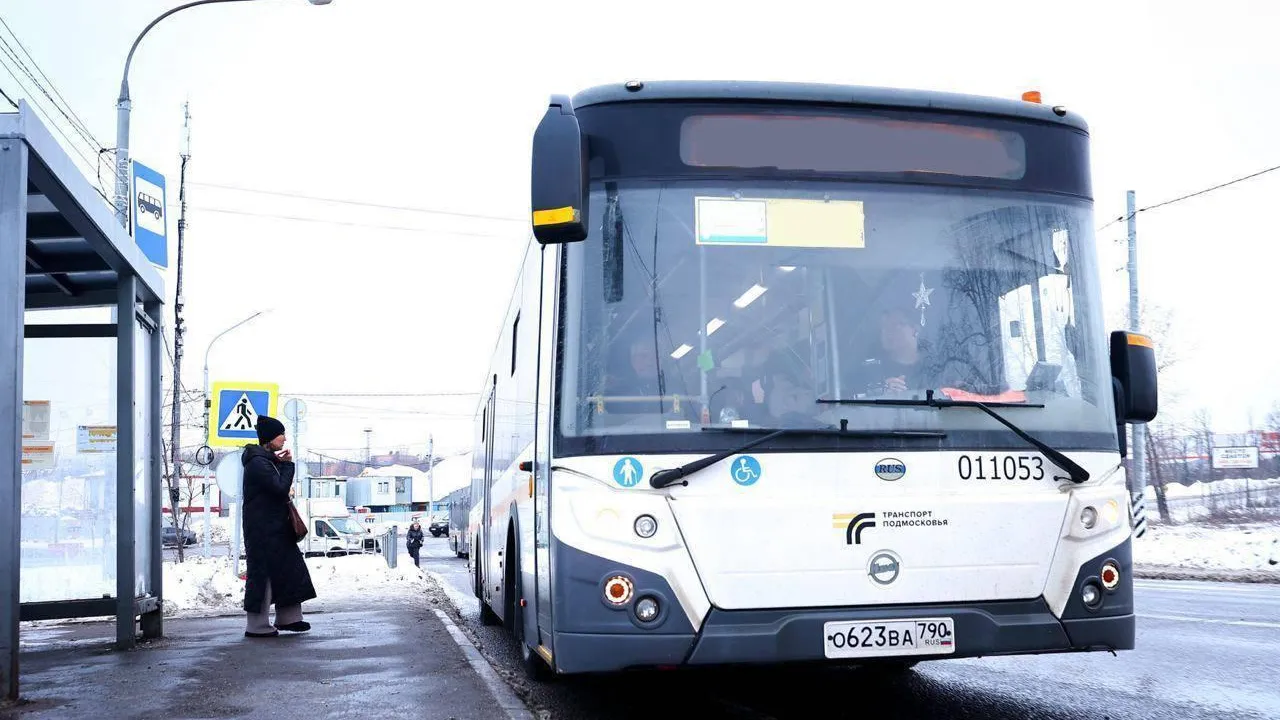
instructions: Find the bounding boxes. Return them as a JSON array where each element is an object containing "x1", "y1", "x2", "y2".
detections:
[
  {"x1": 243, "y1": 415, "x2": 317, "y2": 638},
  {"x1": 406, "y1": 521, "x2": 425, "y2": 568}
]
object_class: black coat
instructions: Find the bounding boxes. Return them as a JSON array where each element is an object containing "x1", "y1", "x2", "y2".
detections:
[
  {"x1": 241, "y1": 444, "x2": 317, "y2": 611},
  {"x1": 407, "y1": 527, "x2": 425, "y2": 550}
]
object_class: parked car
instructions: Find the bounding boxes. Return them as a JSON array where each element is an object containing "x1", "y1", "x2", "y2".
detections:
[
  {"x1": 428, "y1": 516, "x2": 449, "y2": 538},
  {"x1": 162, "y1": 525, "x2": 196, "y2": 547}
]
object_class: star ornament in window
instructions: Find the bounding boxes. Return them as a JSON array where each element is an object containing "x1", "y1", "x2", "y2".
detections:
[{"x1": 912, "y1": 274, "x2": 934, "y2": 326}]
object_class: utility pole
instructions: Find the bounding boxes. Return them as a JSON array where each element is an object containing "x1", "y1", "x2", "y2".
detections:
[
  {"x1": 168, "y1": 102, "x2": 192, "y2": 563},
  {"x1": 427, "y1": 434, "x2": 434, "y2": 516},
  {"x1": 1127, "y1": 190, "x2": 1146, "y2": 499}
]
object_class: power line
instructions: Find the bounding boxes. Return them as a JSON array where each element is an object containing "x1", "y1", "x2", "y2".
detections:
[
  {"x1": 0, "y1": 34, "x2": 101, "y2": 159},
  {"x1": 191, "y1": 181, "x2": 526, "y2": 223},
  {"x1": 0, "y1": 19, "x2": 121, "y2": 201},
  {"x1": 0, "y1": 59, "x2": 99, "y2": 169},
  {"x1": 1097, "y1": 162, "x2": 1280, "y2": 233},
  {"x1": 0, "y1": 15, "x2": 102, "y2": 148}
]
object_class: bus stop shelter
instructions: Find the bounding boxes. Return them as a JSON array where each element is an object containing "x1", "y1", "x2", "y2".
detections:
[{"x1": 1, "y1": 101, "x2": 165, "y2": 701}]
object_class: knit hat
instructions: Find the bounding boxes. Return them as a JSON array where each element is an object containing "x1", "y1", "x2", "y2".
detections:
[{"x1": 256, "y1": 415, "x2": 286, "y2": 445}]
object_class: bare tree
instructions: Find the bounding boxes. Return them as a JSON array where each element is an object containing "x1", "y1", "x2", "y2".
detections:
[
  {"x1": 1193, "y1": 409, "x2": 1214, "y2": 483},
  {"x1": 1112, "y1": 300, "x2": 1183, "y2": 516},
  {"x1": 1144, "y1": 423, "x2": 1174, "y2": 522},
  {"x1": 160, "y1": 438, "x2": 188, "y2": 563},
  {"x1": 1264, "y1": 403, "x2": 1280, "y2": 478}
]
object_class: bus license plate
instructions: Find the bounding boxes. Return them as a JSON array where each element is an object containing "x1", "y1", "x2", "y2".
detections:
[{"x1": 823, "y1": 617, "x2": 956, "y2": 659}]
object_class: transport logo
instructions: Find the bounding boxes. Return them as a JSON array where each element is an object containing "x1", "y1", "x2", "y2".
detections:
[
  {"x1": 834, "y1": 509, "x2": 951, "y2": 545},
  {"x1": 868, "y1": 550, "x2": 902, "y2": 585},
  {"x1": 834, "y1": 512, "x2": 877, "y2": 545},
  {"x1": 874, "y1": 458, "x2": 907, "y2": 481}
]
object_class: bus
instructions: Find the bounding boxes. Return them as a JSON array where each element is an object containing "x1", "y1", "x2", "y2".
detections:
[{"x1": 467, "y1": 80, "x2": 1158, "y2": 679}]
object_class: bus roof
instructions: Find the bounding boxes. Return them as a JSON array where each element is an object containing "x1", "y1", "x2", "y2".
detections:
[{"x1": 569, "y1": 80, "x2": 1089, "y2": 133}]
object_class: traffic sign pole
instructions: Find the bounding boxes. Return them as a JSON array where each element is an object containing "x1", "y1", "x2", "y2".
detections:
[{"x1": 202, "y1": 481, "x2": 211, "y2": 558}]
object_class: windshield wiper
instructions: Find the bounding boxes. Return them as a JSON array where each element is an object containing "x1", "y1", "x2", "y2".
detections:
[
  {"x1": 649, "y1": 424, "x2": 946, "y2": 489},
  {"x1": 817, "y1": 390, "x2": 1088, "y2": 483}
]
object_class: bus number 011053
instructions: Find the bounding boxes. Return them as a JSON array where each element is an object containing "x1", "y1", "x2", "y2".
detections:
[{"x1": 958, "y1": 455, "x2": 1044, "y2": 481}]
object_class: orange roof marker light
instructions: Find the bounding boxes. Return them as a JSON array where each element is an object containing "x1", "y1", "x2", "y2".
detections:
[{"x1": 1022, "y1": 90, "x2": 1042, "y2": 103}]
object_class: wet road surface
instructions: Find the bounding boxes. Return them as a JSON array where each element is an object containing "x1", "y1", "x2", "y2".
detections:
[{"x1": 419, "y1": 537, "x2": 1280, "y2": 720}]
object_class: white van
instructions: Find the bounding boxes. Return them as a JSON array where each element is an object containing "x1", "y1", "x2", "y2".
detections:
[{"x1": 297, "y1": 498, "x2": 379, "y2": 556}]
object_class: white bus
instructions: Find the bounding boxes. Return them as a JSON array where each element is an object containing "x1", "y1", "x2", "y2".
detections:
[{"x1": 467, "y1": 80, "x2": 1158, "y2": 679}]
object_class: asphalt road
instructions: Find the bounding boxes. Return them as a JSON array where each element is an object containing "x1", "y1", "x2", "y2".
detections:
[{"x1": 419, "y1": 537, "x2": 1280, "y2": 720}]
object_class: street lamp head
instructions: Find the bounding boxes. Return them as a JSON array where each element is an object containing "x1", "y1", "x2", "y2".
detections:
[{"x1": 307, "y1": 0, "x2": 333, "y2": 5}]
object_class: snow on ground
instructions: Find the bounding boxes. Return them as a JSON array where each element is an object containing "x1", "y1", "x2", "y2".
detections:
[
  {"x1": 195, "y1": 516, "x2": 233, "y2": 544},
  {"x1": 162, "y1": 553, "x2": 426, "y2": 618},
  {"x1": 162, "y1": 557, "x2": 244, "y2": 617},
  {"x1": 1135, "y1": 521, "x2": 1280, "y2": 573},
  {"x1": 1144, "y1": 477, "x2": 1280, "y2": 524}
]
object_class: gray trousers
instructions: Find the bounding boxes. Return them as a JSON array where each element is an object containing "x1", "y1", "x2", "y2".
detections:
[{"x1": 245, "y1": 579, "x2": 304, "y2": 633}]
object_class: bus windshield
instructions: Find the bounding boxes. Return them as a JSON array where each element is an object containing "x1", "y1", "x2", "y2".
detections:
[
  {"x1": 329, "y1": 517, "x2": 364, "y2": 535},
  {"x1": 555, "y1": 180, "x2": 1117, "y2": 455}
]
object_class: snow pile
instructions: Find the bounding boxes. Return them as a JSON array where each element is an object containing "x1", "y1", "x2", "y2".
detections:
[
  {"x1": 192, "y1": 516, "x2": 233, "y2": 544},
  {"x1": 162, "y1": 557, "x2": 246, "y2": 617},
  {"x1": 302, "y1": 554, "x2": 426, "y2": 612},
  {"x1": 161, "y1": 553, "x2": 427, "y2": 618},
  {"x1": 1135, "y1": 521, "x2": 1280, "y2": 573},
  {"x1": 1144, "y1": 477, "x2": 1280, "y2": 523}
]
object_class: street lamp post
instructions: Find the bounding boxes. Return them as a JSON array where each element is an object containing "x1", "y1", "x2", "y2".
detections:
[
  {"x1": 202, "y1": 310, "x2": 267, "y2": 438},
  {"x1": 202, "y1": 309, "x2": 267, "y2": 572},
  {"x1": 113, "y1": 0, "x2": 333, "y2": 226}
]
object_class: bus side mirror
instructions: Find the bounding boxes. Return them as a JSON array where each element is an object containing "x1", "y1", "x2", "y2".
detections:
[
  {"x1": 530, "y1": 94, "x2": 588, "y2": 245},
  {"x1": 1109, "y1": 330, "x2": 1157, "y2": 423}
]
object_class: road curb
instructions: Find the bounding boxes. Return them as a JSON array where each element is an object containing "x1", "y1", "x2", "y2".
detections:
[
  {"x1": 433, "y1": 608, "x2": 535, "y2": 720},
  {"x1": 1134, "y1": 564, "x2": 1280, "y2": 584}
]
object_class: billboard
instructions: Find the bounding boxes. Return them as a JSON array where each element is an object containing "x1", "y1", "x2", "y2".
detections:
[{"x1": 1211, "y1": 446, "x2": 1259, "y2": 470}]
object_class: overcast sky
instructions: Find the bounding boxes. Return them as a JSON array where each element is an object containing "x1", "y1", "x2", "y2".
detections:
[{"x1": 6, "y1": 0, "x2": 1279, "y2": 460}]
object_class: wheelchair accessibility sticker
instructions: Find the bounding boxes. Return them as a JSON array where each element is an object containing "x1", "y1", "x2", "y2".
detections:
[
  {"x1": 613, "y1": 457, "x2": 643, "y2": 487},
  {"x1": 732, "y1": 455, "x2": 762, "y2": 486}
]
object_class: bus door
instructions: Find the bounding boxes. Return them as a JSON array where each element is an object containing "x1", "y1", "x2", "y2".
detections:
[
  {"x1": 482, "y1": 379, "x2": 496, "y2": 603},
  {"x1": 533, "y1": 244, "x2": 560, "y2": 639}
]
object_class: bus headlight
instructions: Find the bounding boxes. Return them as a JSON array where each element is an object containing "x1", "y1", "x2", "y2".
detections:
[
  {"x1": 634, "y1": 514, "x2": 658, "y2": 538},
  {"x1": 1080, "y1": 506, "x2": 1098, "y2": 529},
  {"x1": 1103, "y1": 500, "x2": 1121, "y2": 526}
]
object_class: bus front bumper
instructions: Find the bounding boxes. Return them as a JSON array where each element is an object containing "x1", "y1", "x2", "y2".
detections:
[
  {"x1": 549, "y1": 539, "x2": 1134, "y2": 674},
  {"x1": 553, "y1": 603, "x2": 1132, "y2": 673},
  {"x1": 685, "y1": 600, "x2": 1132, "y2": 666}
]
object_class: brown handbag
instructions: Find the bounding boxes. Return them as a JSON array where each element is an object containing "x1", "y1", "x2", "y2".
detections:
[
  {"x1": 272, "y1": 460, "x2": 308, "y2": 542},
  {"x1": 288, "y1": 502, "x2": 308, "y2": 542}
]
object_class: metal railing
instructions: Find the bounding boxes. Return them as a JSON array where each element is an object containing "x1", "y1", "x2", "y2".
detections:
[{"x1": 379, "y1": 524, "x2": 399, "y2": 569}]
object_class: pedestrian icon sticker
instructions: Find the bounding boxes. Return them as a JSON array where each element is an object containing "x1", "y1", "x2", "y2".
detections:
[
  {"x1": 732, "y1": 455, "x2": 762, "y2": 486},
  {"x1": 221, "y1": 393, "x2": 259, "y2": 431},
  {"x1": 207, "y1": 381, "x2": 278, "y2": 448},
  {"x1": 613, "y1": 457, "x2": 643, "y2": 487}
]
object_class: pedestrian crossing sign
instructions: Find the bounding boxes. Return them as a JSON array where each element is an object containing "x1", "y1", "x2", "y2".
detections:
[{"x1": 208, "y1": 381, "x2": 279, "y2": 448}]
